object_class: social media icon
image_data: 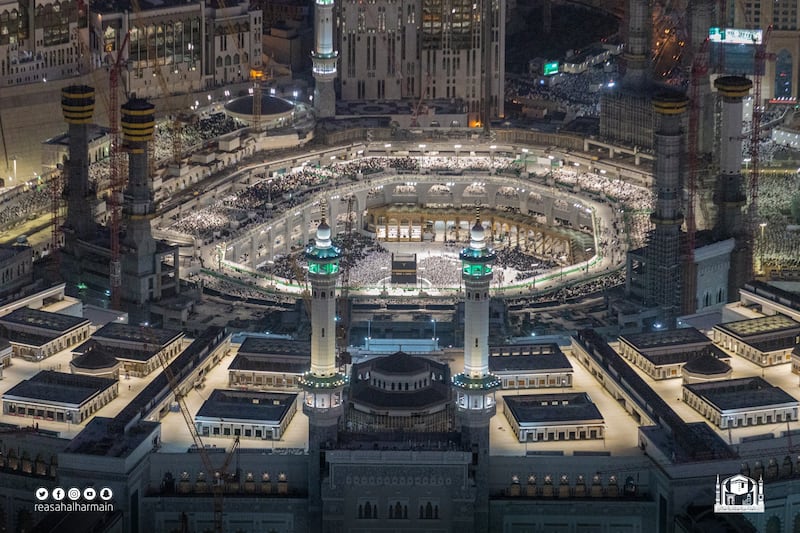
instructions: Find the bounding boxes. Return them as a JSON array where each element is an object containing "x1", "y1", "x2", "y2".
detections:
[
  {"x1": 67, "y1": 488, "x2": 81, "y2": 501},
  {"x1": 35, "y1": 488, "x2": 49, "y2": 501},
  {"x1": 52, "y1": 487, "x2": 65, "y2": 501},
  {"x1": 99, "y1": 487, "x2": 113, "y2": 501},
  {"x1": 83, "y1": 487, "x2": 96, "y2": 501}
]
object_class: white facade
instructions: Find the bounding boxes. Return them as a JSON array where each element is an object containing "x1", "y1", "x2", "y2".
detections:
[
  {"x1": 0, "y1": 0, "x2": 84, "y2": 87},
  {"x1": 337, "y1": 0, "x2": 505, "y2": 122},
  {"x1": 0, "y1": 0, "x2": 261, "y2": 95}
]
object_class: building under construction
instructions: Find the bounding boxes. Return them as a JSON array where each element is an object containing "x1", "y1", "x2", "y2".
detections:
[{"x1": 59, "y1": 85, "x2": 181, "y2": 324}]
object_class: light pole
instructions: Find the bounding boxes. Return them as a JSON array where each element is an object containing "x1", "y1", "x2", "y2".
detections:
[
  {"x1": 759, "y1": 222, "x2": 767, "y2": 274},
  {"x1": 454, "y1": 144, "x2": 461, "y2": 163},
  {"x1": 418, "y1": 144, "x2": 426, "y2": 169},
  {"x1": 521, "y1": 148, "x2": 529, "y2": 173},
  {"x1": 431, "y1": 318, "x2": 437, "y2": 349},
  {"x1": 385, "y1": 143, "x2": 391, "y2": 157}
]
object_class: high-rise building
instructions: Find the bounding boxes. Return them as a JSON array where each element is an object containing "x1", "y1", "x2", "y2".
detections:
[{"x1": 337, "y1": 0, "x2": 505, "y2": 124}]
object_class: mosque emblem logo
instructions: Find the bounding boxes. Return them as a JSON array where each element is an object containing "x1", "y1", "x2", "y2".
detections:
[{"x1": 714, "y1": 474, "x2": 764, "y2": 513}]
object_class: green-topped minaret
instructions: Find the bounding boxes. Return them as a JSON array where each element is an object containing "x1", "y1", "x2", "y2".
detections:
[
  {"x1": 453, "y1": 206, "x2": 500, "y2": 533},
  {"x1": 300, "y1": 202, "x2": 347, "y2": 530}
]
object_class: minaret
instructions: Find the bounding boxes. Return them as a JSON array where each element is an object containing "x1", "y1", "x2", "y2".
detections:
[
  {"x1": 312, "y1": 0, "x2": 337, "y2": 117},
  {"x1": 299, "y1": 204, "x2": 347, "y2": 528},
  {"x1": 453, "y1": 208, "x2": 500, "y2": 533},
  {"x1": 712, "y1": 76, "x2": 752, "y2": 301},
  {"x1": 622, "y1": 0, "x2": 651, "y2": 89},
  {"x1": 646, "y1": 94, "x2": 688, "y2": 326},
  {"x1": 61, "y1": 85, "x2": 96, "y2": 240},
  {"x1": 120, "y1": 97, "x2": 157, "y2": 305}
]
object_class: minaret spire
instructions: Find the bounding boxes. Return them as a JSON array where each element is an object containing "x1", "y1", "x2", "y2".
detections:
[
  {"x1": 453, "y1": 204, "x2": 499, "y2": 532},
  {"x1": 300, "y1": 203, "x2": 347, "y2": 529}
]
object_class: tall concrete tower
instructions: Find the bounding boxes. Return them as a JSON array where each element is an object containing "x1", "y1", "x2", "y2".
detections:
[
  {"x1": 623, "y1": 0, "x2": 651, "y2": 88},
  {"x1": 453, "y1": 210, "x2": 500, "y2": 533},
  {"x1": 299, "y1": 207, "x2": 347, "y2": 528},
  {"x1": 61, "y1": 85, "x2": 96, "y2": 241},
  {"x1": 712, "y1": 76, "x2": 752, "y2": 301},
  {"x1": 312, "y1": 0, "x2": 337, "y2": 118},
  {"x1": 646, "y1": 95, "x2": 688, "y2": 326},
  {"x1": 120, "y1": 98, "x2": 158, "y2": 305}
]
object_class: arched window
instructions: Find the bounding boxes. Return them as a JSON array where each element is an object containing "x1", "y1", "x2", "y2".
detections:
[
  {"x1": 394, "y1": 502, "x2": 403, "y2": 518},
  {"x1": 364, "y1": 502, "x2": 372, "y2": 519},
  {"x1": 224, "y1": 55, "x2": 231, "y2": 66},
  {"x1": 216, "y1": 57, "x2": 222, "y2": 68},
  {"x1": 233, "y1": 53, "x2": 240, "y2": 64},
  {"x1": 425, "y1": 502, "x2": 433, "y2": 519}
]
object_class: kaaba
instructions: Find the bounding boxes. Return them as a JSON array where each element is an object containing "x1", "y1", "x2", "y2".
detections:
[{"x1": 391, "y1": 253, "x2": 417, "y2": 285}]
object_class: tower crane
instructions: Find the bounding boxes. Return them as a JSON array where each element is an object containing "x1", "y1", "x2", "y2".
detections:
[
  {"x1": 682, "y1": 37, "x2": 710, "y2": 314},
  {"x1": 146, "y1": 327, "x2": 240, "y2": 533}
]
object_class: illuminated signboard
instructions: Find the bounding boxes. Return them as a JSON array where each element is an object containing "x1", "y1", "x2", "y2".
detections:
[
  {"x1": 543, "y1": 61, "x2": 559, "y2": 76},
  {"x1": 708, "y1": 27, "x2": 762, "y2": 45}
]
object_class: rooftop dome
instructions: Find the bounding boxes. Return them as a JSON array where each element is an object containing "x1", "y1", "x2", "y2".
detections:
[
  {"x1": 470, "y1": 219, "x2": 486, "y2": 250},
  {"x1": 315, "y1": 220, "x2": 332, "y2": 248}
]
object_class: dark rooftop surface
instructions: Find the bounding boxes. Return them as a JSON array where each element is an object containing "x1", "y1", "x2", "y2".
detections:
[
  {"x1": 372, "y1": 351, "x2": 430, "y2": 374},
  {"x1": 715, "y1": 314, "x2": 800, "y2": 338},
  {"x1": 224, "y1": 95, "x2": 294, "y2": 117},
  {"x1": 93, "y1": 323, "x2": 183, "y2": 348},
  {"x1": 0, "y1": 307, "x2": 89, "y2": 333},
  {"x1": 0, "y1": 338, "x2": 9, "y2": 351},
  {"x1": 743, "y1": 280, "x2": 800, "y2": 312},
  {"x1": 576, "y1": 330, "x2": 737, "y2": 462},
  {"x1": 238, "y1": 337, "x2": 310, "y2": 357},
  {"x1": 112, "y1": 327, "x2": 227, "y2": 431},
  {"x1": 620, "y1": 327, "x2": 710, "y2": 351},
  {"x1": 488, "y1": 352, "x2": 572, "y2": 372},
  {"x1": 196, "y1": 390, "x2": 297, "y2": 422},
  {"x1": 685, "y1": 377, "x2": 799, "y2": 411},
  {"x1": 681, "y1": 353, "x2": 732, "y2": 375},
  {"x1": 228, "y1": 354, "x2": 309, "y2": 374},
  {"x1": 639, "y1": 345, "x2": 730, "y2": 367},
  {"x1": 64, "y1": 417, "x2": 159, "y2": 457},
  {"x1": 70, "y1": 344, "x2": 122, "y2": 371},
  {"x1": 3, "y1": 370, "x2": 116, "y2": 406},
  {"x1": 504, "y1": 392, "x2": 603, "y2": 424},
  {"x1": 349, "y1": 379, "x2": 451, "y2": 410},
  {"x1": 5, "y1": 330, "x2": 54, "y2": 347}
]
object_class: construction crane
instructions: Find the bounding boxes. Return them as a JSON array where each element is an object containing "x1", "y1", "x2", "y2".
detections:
[
  {"x1": 108, "y1": 32, "x2": 132, "y2": 310},
  {"x1": 748, "y1": 24, "x2": 772, "y2": 277},
  {"x1": 146, "y1": 327, "x2": 240, "y2": 533},
  {"x1": 682, "y1": 37, "x2": 710, "y2": 315},
  {"x1": 410, "y1": 74, "x2": 432, "y2": 128}
]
